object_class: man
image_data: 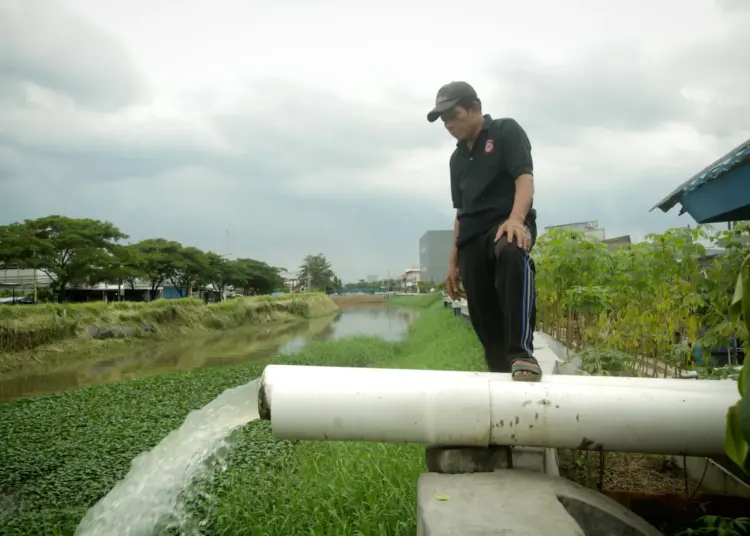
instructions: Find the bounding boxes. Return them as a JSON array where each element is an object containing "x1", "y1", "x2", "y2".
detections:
[{"x1": 428, "y1": 81, "x2": 541, "y2": 381}]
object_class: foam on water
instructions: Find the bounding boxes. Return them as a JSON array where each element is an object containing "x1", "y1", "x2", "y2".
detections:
[{"x1": 75, "y1": 379, "x2": 261, "y2": 536}]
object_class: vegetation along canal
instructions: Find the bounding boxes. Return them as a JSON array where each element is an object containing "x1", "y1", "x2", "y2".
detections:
[
  {"x1": 0, "y1": 294, "x2": 443, "y2": 536},
  {"x1": 0, "y1": 303, "x2": 416, "y2": 403}
]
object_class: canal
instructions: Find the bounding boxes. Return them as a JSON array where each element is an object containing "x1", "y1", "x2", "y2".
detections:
[{"x1": 0, "y1": 305, "x2": 417, "y2": 403}]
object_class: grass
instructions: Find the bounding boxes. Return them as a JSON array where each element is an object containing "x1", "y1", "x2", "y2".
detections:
[
  {"x1": 0, "y1": 293, "x2": 338, "y2": 371},
  {"x1": 387, "y1": 293, "x2": 443, "y2": 308},
  {"x1": 0, "y1": 300, "x2": 484, "y2": 535}
]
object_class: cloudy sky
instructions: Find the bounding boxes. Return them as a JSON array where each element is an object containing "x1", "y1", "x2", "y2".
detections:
[{"x1": 1, "y1": 0, "x2": 748, "y2": 282}]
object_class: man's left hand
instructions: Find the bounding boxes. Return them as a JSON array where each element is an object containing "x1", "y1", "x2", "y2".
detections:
[{"x1": 495, "y1": 218, "x2": 531, "y2": 251}]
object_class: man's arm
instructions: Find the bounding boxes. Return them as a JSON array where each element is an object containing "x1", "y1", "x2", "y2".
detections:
[
  {"x1": 449, "y1": 151, "x2": 461, "y2": 263},
  {"x1": 502, "y1": 119, "x2": 534, "y2": 223},
  {"x1": 450, "y1": 211, "x2": 459, "y2": 263},
  {"x1": 445, "y1": 211, "x2": 460, "y2": 299},
  {"x1": 509, "y1": 174, "x2": 534, "y2": 223}
]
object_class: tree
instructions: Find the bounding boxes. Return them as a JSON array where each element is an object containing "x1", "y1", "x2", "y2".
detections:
[
  {"x1": 0, "y1": 223, "x2": 32, "y2": 268},
  {"x1": 298, "y1": 253, "x2": 337, "y2": 291},
  {"x1": 204, "y1": 253, "x2": 242, "y2": 299},
  {"x1": 131, "y1": 238, "x2": 184, "y2": 295},
  {"x1": 5, "y1": 216, "x2": 127, "y2": 301},
  {"x1": 168, "y1": 246, "x2": 210, "y2": 297},
  {"x1": 231, "y1": 258, "x2": 284, "y2": 295},
  {"x1": 89, "y1": 244, "x2": 143, "y2": 300}
]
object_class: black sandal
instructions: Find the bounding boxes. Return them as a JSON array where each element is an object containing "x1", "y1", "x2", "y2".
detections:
[{"x1": 511, "y1": 359, "x2": 542, "y2": 382}]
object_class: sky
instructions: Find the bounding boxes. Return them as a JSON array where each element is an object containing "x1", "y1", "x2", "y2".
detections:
[{"x1": 1, "y1": 0, "x2": 749, "y2": 282}]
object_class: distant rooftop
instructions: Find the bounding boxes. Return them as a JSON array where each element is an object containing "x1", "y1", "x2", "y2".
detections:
[
  {"x1": 544, "y1": 220, "x2": 600, "y2": 231},
  {"x1": 602, "y1": 235, "x2": 631, "y2": 249}
]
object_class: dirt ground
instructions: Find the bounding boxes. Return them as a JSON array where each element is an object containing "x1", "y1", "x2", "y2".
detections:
[{"x1": 557, "y1": 450, "x2": 701, "y2": 495}]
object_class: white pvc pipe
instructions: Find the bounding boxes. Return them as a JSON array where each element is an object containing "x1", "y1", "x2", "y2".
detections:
[
  {"x1": 259, "y1": 365, "x2": 738, "y2": 456},
  {"x1": 481, "y1": 371, "x2": 735, "y2": 392},
  {"x1": 264, "y1": 364, "x2": 734, "y2": 396},
  {"x1": 259, "y1": 365, "x2": 492, "y2": 445}
]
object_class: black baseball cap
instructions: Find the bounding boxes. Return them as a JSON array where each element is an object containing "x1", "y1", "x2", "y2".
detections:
[{"x1": 427, "y1": 81, "x2": 478, "y2": 122}]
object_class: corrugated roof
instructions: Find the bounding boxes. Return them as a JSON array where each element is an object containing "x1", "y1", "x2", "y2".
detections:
[{"x1": 652, "y1": 137, "x2": 750, "y2": 213}]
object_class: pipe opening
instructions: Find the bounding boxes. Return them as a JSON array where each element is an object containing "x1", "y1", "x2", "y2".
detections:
[{"x1": 258, "y1": 382, "x2": 271, "y2": 421}]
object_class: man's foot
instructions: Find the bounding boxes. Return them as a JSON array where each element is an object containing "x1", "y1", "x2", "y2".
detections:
[{"x1": 511, "y1": 359, "x2": 542, "y2": 382}]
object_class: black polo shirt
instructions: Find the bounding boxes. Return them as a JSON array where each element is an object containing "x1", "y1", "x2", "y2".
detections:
[{"x1": 450, "y1": 115, "x2": 537, "y2": 247}]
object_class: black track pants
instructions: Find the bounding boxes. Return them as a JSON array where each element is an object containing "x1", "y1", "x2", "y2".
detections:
[{"x1": 457, "y1": 225, "x2": 536, "y2": 373}]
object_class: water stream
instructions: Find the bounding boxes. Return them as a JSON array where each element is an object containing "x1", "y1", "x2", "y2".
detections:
[{"x1": 74, "y1": 380, "x2": 261, "y2": 536}]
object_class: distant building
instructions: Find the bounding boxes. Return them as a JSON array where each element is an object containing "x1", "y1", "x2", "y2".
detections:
[
  {"x1": 0, "y1": 267, "x2": 53, "y2": 288},
  {"x1": 544, "y1": 220, "x2": 606, "y2": 241},
  {"x1": 602, "y1": 235, "x2": 632, "y2": 250},
  {"x1": 419, "y1": 230, "x2": 453, "y2": 284},
  {"x1": 400, "y1": 268, "x2": 421, "y2": 291},
  {"x1": 366, "y1": 274, "x2": 378, "y2": 283}
]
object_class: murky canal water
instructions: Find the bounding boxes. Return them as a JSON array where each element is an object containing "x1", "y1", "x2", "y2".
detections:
[{"x1": 0, "y1": 305, "x2": 416, "y2": 403}]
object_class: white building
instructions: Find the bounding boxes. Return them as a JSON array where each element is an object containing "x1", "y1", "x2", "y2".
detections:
[
  {"x1": 0, "y1": 267, "x2": 54, "y2": 288},
  {"x1": 544, "y1": 220, "x2": 606, "y2": 241},
  {"x1": 400, "y1": 268, "x2": 421, "y2": 291}
]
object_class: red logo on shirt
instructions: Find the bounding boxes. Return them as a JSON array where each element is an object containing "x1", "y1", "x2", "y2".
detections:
[{"x1": 485, "y1": 139, "x2": 494, "y2": 154}]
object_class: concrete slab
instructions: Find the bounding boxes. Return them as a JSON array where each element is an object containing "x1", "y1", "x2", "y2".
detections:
[
  {"x1": 417, "y1": 470, "x2": 664, "y2": 536},
  {"x1": 532, "y1": 332, "x2": 560, "y2": 376}
]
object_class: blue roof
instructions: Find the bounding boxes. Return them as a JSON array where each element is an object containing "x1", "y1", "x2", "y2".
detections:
[
  {"x1": 653, "y1": 138, "x2": 750, "y2": 214},
  {"x1": 682, "y1": 144, "x2": 750, "y2": 195}
]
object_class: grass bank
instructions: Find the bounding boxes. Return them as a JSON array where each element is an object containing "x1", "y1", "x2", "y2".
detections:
[
  {"x1": 387, "y1": 293, "x2": 442, "y2": 308},
  {"x1": 0, "y1": 294, "x2": 338, "y2": 372},
  {"x1": 0, "y1": 300, "x2": 484, "y2": 536}
]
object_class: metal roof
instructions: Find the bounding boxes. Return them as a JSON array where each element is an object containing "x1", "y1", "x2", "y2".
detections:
[{"x1": 652, "y1": 137, "x2": 750, "y2": 213}]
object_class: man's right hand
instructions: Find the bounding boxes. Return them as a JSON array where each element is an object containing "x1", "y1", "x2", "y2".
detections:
[{"x1": 445, "y1": 260, "x2": 460, "y2": 300}]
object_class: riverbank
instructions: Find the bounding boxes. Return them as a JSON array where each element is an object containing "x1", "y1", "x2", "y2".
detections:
[
  {"x1": 0, "y1": 314, "x2": 341, "y2": 403},
  {"x1": 0, "y1": 293, "x2": 338, "y2": 373},
  {"x1": 331, "y1": 293, "x2": 389, "y2": 306},
  {"x1": 387, "y1": 293, "x2": 442, "y2": 308},
  {"x1": 0, "y1": 299, "x2": 483, "y2": 535}
]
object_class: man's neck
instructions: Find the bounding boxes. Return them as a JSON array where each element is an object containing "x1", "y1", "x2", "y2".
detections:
[{"x1": 465, "y1": 119, "x2": 484, "y2": 151}]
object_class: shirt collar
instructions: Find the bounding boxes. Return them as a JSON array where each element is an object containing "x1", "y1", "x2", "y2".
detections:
[{"x1": 456, "y1": 114, "x2": 493, "y2": 149}]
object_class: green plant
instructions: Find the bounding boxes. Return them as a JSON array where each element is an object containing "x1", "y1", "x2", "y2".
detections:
[
  {"x1": 578, "y1": 348, "x2": 634, "y2": 376},
  {"x1": 0, "y1": 302, "x2": 484, "y2": 535},
  {"x1": 535, "y1": 225, "x2": 746, "y2": 379},
  {"x1": 387, "y1": 293, "x2": 441, "y2": 309},
  {"x1": 676, "y1": 515, "x2": 750, "y2": 536},
  {"x1": 725, "y1": 253, "x2": 750, "y2": 474}
]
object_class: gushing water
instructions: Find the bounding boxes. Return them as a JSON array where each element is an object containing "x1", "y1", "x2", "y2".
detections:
[{"x1": 75, "y1": 379, "x2": 261, "y2": 536}]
